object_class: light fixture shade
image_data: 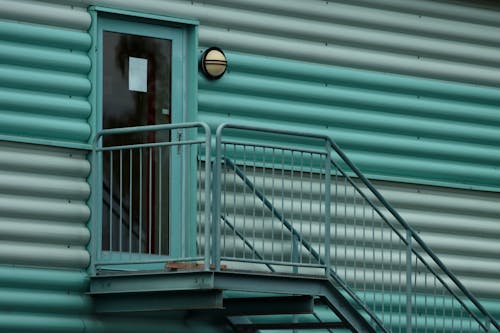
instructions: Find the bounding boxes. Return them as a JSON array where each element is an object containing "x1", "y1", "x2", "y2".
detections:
[{"x1": 200, "y1": 47, "x2": 227, "y2": 80}]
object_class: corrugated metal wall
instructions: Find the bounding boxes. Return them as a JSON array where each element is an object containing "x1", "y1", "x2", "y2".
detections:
[
  {"x1": 0, "y1": 141, "x2": 91, "y2": 332},
  {"x1": 44, "y1": 0, "x2": 500, "y2": 190},
  {"x1": 0, "y1": 0, "x2": 499, "y2": 331},
  {"x1": 0, "y1": 0, "x2": 91, "y2": 147}
]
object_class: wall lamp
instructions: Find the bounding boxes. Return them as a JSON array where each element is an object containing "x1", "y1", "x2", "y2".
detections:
[{"x1": 200, "y1": 47, "x2": 227, "y2": 80}]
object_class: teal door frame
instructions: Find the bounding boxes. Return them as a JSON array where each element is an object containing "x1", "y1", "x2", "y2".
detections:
[{"x1": 87, "y1": 7, "x2": 199, "y2": 273}]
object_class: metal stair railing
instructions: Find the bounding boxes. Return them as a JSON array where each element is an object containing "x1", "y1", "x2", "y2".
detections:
[
  {"x1": 91, "y1": 122, "x2": 212, "y2": 271},
  {"x1": 221, "y1": 214, "x2": 352, "y2": 333},
  {"x1": 212, "y1": 123, "x2": 500, "y2": 333},
  {"x1": 219, "y1": 160, "x2": 387, "y2": 332}
]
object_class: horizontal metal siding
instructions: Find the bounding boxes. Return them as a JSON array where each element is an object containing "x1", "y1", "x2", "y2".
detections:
[
  {"x1": 1, "y1": 0, "x2": 498, "y2": 330},
  {"x1": 199, "y1": 52, "x2": 500, "y2": 190},
  {"x1": 0, "y1": 2, "x2": 91, "y2": 146},
  {"x1": 45, "y1": 0, "x2": 500, "y2": 191},
  {"x1": 0, "y1": 142, "x2": 90, "y2": 333},
  {"x1": 59, "y1": 0, "x2": 500, "y2": 86},
  {"x1": 0, "y1": 143, "x2": 90, "y2": 268}
]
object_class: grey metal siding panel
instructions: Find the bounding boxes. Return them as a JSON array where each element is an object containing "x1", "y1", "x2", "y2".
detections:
[
  {"x1": 0, "y1": 0, "x2": 91, "y2": 30},
  {"x1": 198, "y1": 52, "x2": 500, "y2": 190},
  {"x1": 0, "y1": 143, "x2": 90, "y2": 268},
  {"x1": 57, "y1": 0, "x2": 500, "y2": 86},
  {"x1": 0, "y1": 143, "x2": 91, "y2": 332}
]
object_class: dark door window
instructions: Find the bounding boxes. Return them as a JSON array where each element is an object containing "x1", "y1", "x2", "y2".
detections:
[{"x1": 101, "y1": 31, "x2": 173, "y2": 256}]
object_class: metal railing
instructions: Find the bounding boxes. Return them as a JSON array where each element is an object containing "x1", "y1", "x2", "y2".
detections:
[
  {"x1": 212, "y1": 123, "x2": 500, "y2": 333},
  {"x1": 92, "y1": 122, "x2": 211, "y2": 270},
  {"x1": 91, "y1": 121, "x2": 499, "y2": 332}
]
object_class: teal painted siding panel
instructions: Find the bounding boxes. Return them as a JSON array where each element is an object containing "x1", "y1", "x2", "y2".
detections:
[{"x1": 0, "y1": 18, "x2": 91, "y2": 145}]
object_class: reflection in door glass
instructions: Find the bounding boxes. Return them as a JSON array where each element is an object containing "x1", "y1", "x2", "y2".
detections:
[{"x1": 102, "y1": 31, "x2": 172, "y2": 256}]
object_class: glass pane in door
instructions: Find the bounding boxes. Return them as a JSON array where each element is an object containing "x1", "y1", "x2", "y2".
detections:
[{"x1": 101, "y1": 31, "x2": 172, "y2": 256}]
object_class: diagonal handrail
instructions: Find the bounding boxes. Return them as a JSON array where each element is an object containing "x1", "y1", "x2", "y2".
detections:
[
  {"x1": 329, "y1": 157, "x2": 491, "y2": 330},
  {"x1": 223, "y1": 157, "x2": 389, "y2": 333},
  {"x1": 221, "y1": 214, "x2": 338, "y2": 333},
  {"x1": 214, "y1": 122, "x2": 500, "y2": 332},
  {"x1": 327, "y1": 136, "x2": 500, "y2": 332}
]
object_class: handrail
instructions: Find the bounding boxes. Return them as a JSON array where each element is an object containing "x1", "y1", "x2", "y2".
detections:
[
  {"x1": 223, "y1": 157, "x2": 389, "y2": 333},
  {"x1": 221, "y1": 215, "x2": 336, "y2": 333},
  {"x1": 328, "y1": 157, "x2": 490, "y2": 329},
  {"x1": 92, "y1": 122, "x2": 212, "y2": 270},
  {"x1": 215, "y1": 122, "x2": 500, "y2": 331},
  {"x1": 327, "y1": 135, "x2": 500, "y2": 332}
]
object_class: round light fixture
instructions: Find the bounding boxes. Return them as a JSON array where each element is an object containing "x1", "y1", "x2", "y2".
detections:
[{"x1": 200, "y1": 47, "x2": 227, "y2": 80}]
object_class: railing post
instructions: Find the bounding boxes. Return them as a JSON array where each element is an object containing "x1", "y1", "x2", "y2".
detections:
[
  {"x1": 203, "y1": 127, "x2": 212, "y2": 271},
  {"x1": 211, "y1": 126, "x2": 223, "y2": 271},
  {"x1": 406, "y1": 229, "x2": 413, "y2": 333},
  {"x1": 324, "y1": 141, "x2": 332, "y2": 277},
  {"x1": 292, "y1": 235, "x2": 299, "y2": 274}
]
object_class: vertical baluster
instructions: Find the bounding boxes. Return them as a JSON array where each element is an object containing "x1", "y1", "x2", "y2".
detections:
[
  {"x1": 271, "y1": 148, "x2": 275, "y2": 262},
  {"x1": 406, "y1": 229, "x2": 412, "y2": 333},
  {"x1": 252, "y1": 145, "x2": 256, "y2": 260},
  {"x1": 442, "y1": 286, "x2": 446, "y2": 333},
  {"x1": 390, "y1": 229, "x2": 394, "y2": 331},
  {"x1": 139, "y1": 148, "x2": 143, "y2": 254},
  {"x1": 232, "y1": 144, "x2": 237, "y2": 259},
  {"x1": 334, "y1": 166, "x2": 338, "y2": 269},
  {"x1": 371, "y1": 208, "x2": 376, "y2": 314},
  {"x1": 353, "y1": 185, "x2": 357, "y2": 291},
  {"x1": 290, "y1": 150, "x2": 295, "y2": 268},
  {"x1": 197, "y1": 145, "x2": 202, "y2": 257},
  {"x1": 381, "y1": 203, "x2": 385, "y2": 322},
  {"x1": 261, "y1": 147, "x2": 266, "y2": 260},
  {"x1": 425, "y1": 271, "x2": 428, "y2": 333},
  {"x1": 203, "y1": 130, "x2": 211, "y2": 269},
  {"x1": 148, "y1": 147, "x2": 152, "y2": 255},
  {"x1": 222, "y1": 143, "x2": 227, "y2": 258},
  {"x1": 399, "y1": 244, "x2": 403, "y2": 333},
  {"x1": 308, "y1": 153, "x2": 313, "y2": 265},
  {"x1": 242, "y1": 145, "x2": 247, "y2": 260},
  {"x1": 159, "y1": 146, "x2": 162, "y2": 255},
  {"x1": 129, "y1": 149, "x2": 132, "y2": 254},
  {"x1": 362, "y1": 198, "x2": 367, "y2": 302},
  {"x1": 324, "y1": 143, "x2": 331, "y2": 276},
  {"x1": 299, "y1": 151, "x2": 304, "y2": 265},
  {"x1": 451, "y1": 297, "x2": 455, "y2": 333},
  {"x1": 281, "y1": 148, "x2": 285, "y2": 263},
  {"x1": 433, "y1": 276, "x2": 437, "y2": 333},
  {"x1": 109, "y1": 150, "x2": 113, "y2": 252},
  {"x1": 119, "y1": 149, "x2": 123, "y2": 253}
]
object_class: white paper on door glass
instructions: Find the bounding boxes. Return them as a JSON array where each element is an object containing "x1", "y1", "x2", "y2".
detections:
[{"x1": 128, "y1": 57, "x2": 148, "y2": 92}]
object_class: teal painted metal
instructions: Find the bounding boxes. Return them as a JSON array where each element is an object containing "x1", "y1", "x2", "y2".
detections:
[
  {"x1": 199, "y1": 52, "x2": 500, "y2": 191},
  {"x1": 0, "y1": 0, "x2": 499, "y2": 332},
  {"x1": 92, "y1": 123, "x2": 211, "y2": 270},
  {"x1": 212, "y1": 122, "x2": 499, "y2": 332},
  {"x1": 92, "y1": 5, "x2": 199, "y2": 26},
  {"x1": 0, "y1": 19, "x2": 91, "y2": 147}
]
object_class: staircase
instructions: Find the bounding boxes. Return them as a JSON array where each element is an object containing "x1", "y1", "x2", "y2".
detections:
[
  {"x1": 211, "y1": 123, "x2": 499, "y2": 332},
  {"x1": 90, "y1": 122, "x2": 499, "y2": 333}
]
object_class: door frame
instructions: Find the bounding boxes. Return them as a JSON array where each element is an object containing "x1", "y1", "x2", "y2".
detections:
[{"x1": 87, "y1": 7, "x2": 199, "y2": 273}]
